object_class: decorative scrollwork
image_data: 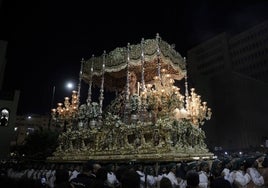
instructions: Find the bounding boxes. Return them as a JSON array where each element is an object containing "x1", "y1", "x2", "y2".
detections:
[{"x1": 48, "y1": 35, "x2": 213, "y2": 162}]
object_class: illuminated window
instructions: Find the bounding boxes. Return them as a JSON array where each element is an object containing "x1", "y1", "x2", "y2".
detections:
[{"x1": 0, "y1": 108, "x2": 9, "y2": 127}]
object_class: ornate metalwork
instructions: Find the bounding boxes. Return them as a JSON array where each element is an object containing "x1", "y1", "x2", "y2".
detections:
[
  {"x1": 49, "y1": 116, "x2": 210, "y2": 162},
  {"x1": 81, "y1": 37, "x2": 186, "y2": 91},
  {"x1": 48, "y1": 35, "x2": 213, "y2": 162}
]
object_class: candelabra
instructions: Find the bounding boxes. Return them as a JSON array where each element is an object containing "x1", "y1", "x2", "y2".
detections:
[
  {"x1": 51, "y1": 90, "x2": 79, "y2": 127},
  {"x1": 184, "y1": 88, "x2": 212, "y2": 126},
  {"x1": 135, "y1": 68, "x2": 212, "y2": 127}
]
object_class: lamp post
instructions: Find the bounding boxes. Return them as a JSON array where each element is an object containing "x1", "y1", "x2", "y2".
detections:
[
  {"x1": 51, "y1": 86, "x2": 56, "y2": 111},
  {"x1": 48, "y1": 86, "x2": 56, "y2": 129}
]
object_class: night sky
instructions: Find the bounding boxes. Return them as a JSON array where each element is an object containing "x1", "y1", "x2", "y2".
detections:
[{"x1": 1, "y1": 0, "x2": 268, "y2": 115}]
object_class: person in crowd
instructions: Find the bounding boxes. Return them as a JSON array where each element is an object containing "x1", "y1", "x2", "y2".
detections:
[
  {"x1": 120, "y1": 169, "x2": 141, "y2": 188},
  {"x1": 160, "y1": 176, "x2": 173, "y2": 188},
  {"x1": 145, "y1": 165, "x2": 157, "y2": 188},
  {"x1": 176, "y1": 162, "x2": 187, "y2": 180},
  {"x1": 32, "y1": 164, "x2": 42, "y2": 180},
  {"x1": 210, "y1": 160, "x2": 232, "y2": 188},
  {"x1": 187, "y1": 161, "x2": 198, "y2": 172},
  {"x1": 175, "y1": 162, "x2": 187, "y2": 188},
  {"x1": 106, "y1": 163, "x2": 120, "y2": 188},
  {"x1": 221, "y1": 157, "x2": 234, "y2": 184},
  {"x1": 46, "y1": 163, "x2": 57, "y2": 188},
  {"x1": 259, "y1": 156, "x2": 268, "y2": 186},
  {"x1": 211, "y1": 173, "x2": 232, "y2": 188},
  {"x1": 54, "y1": 165, "x2": 72, "y2": 188},
  {"x1": 114, "y1": 164, "x2": 129, "y2": 186},
  {"x1": 70, "y1": 161, "x2": 101, "y2": 188},
  {"x1": 165, "y1": 163, "x2": 181, "y2": 188},
  {"x1": 135, "y1": 163, "x2": 145, "y2": 188},
  {"x1": 186, "y1": 171, "x2": 200, "y2": 188},
  {"x1": 93, "y1": 163, "x2": 102, "y2": 175},
  {"x1": 246, "y1": 157, "x2": 264, "y2": 187},
  {"x1": 156, "y1": 164, "x2": 168, "y2": 187},
  {"x1": 210, "y1": 159, "x2": 223, "y2": 181},
  {"x1": 69, "y1": 164, "x2": 81, "y2": 181},
  {"x1": 198, "y1": 161, "x2": 210, "y2": 188},
  {"x1": 91, "y1": 167, "x2": 110, "y2": 188},
  {"x1": 231, "y1": 158, "x2": 251, "y2": 188}
]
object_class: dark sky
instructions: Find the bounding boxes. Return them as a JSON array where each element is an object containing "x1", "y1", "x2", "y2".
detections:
[{"x1": 1, "y1": 0, "x2": 268, "y2": 115}]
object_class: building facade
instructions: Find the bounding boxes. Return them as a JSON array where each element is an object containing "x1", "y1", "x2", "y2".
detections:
[
  {"x1": 0, "y1": 40, "x2": 20, "y2": 159},
  {"x1": 11, "y1": 114, "x2": 60, "y2": 147},
  {"x1": 187, "y1": 21, "x2": 268, "y2": 151},
  {"x1": 0, "y1": 91, "x2": 20, "y2": 159},
  {"x1": 0, "y1": 40, "x2": 8, "y2": 89}
]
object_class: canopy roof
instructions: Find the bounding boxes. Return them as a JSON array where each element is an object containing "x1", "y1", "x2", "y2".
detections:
[{"x1": 82, "y1": 35, "x2": 187, "y2": 91}]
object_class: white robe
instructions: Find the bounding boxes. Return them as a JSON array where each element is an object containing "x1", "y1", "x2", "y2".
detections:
[
  {"x1": 199, "y1": 171, "x2": 209, "y2": 188},
  {"x1": 146, "y1": 174, "x2": 157, "y2": 188},
  {"x1": 232, "y1": 170, "x2": 251, "y2": 188},
  {"x1": 247, "y1": 167, "x2": 264, "y2": 187},
  {"x1": 107, "y1": 171, "x2": 119, "y2": 187},
  {"x1": 165, "y1": 171, "x2": 180, "y2": 188},
  {"x1": 136, "y1": 170, "x2": 145, "y2": 188},
  {"x1": 223, "y1": 168, "x2": 234, "y2": 184}
]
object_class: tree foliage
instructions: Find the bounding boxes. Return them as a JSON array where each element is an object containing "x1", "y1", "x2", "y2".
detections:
[{"x1": 15, "y1": 129, "x2": 59, "y2": 161}]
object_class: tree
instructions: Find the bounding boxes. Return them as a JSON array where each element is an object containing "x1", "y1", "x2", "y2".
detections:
[{"x1": 15, "y1": 129, "x2": 59, "y2": 161}]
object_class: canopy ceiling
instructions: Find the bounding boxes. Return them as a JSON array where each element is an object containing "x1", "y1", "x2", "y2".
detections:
[{"x1": 82, "y1": 36, "x2": 187, "y2": 91}]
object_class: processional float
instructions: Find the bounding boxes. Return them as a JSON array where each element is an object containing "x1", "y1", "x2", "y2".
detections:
[{"x1": 48, "y1": 34, "x2": 213, "y2": 162}]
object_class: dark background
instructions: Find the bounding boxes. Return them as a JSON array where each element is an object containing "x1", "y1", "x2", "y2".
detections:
[{"x1": 1, "y1": 0, "x2": 268, "y2": 115}]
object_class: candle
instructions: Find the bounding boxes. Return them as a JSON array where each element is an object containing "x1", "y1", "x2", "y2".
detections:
[{"x1": 137, "y1": 82, "x2": 140, "y2": 95}]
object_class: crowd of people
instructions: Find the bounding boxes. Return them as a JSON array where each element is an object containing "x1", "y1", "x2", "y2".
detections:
[{"x1": 0, "y1": 151, "x2": 268, "y2": 188}]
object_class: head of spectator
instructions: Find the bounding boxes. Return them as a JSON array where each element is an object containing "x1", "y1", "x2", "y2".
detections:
[
  {"x1": 222, "y1": 158, "x2": 232, "y2": 169},
  {"x1": 187, "y1": 161, "x2": 198, "y2": 172},
  {"x1": 176, "y1": 162, "x2": 187, "y2": 179},
  {"x1": 145, "y1": 165, "x2": 154, "y2": 176},
  {"x1": 158, "y1": 164, "x2": 167, "y2": 175},
  {"x1": 255, "y1": 155, "x2": 266, "y2": 168},
  {"x1": 85, "y1": 160, "x2": 101, "y2": 177},
  {"x1": 210, "y1": 159, "x2": 223, "y2": 177},
  {"x1": 95, "y1": 167, "x2": 108, "y2": 181},
  {"x1": 245, "y1": 157, "x2": 256, "y2": 169},
  {"x1": 167, "y1": 163, "x2": 177, "y2": 174},
  {"x1": 232, "y1": 158, "x2": 246, "y2": 171},
  {"x1": 81, "y1": 162, "x2": 93, "y2": 176},
  {"x1": 54, "y1": 167, "x2": 70, "y2": 187},
  {"x1": 160, "y1": 176, "x2": 172, "y2": 188},
  {"x1": 115, "y1": 164, "x2": 130, "y2": 183},
  {"x1": 199, "y1": 161, "x2": 210, "y2": 173},
  {"x1": 93, "y1": 163, "x2": 101, "y2": 174},
  {"x1": 91, "y1": 167, "x2": 109, "y2": 188},
  {"x1": 134, "y1": 163, "x2": 143, "y2": 172},
  {"x1": 186, "y1": 171, "x2": 200, "y2": 188},
  {"x1": 121, "y1": 170, "x2": 140, "y2": 188},
  {"x1": 106, "y1": 163, "x2": 116, "y2": 174}
]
